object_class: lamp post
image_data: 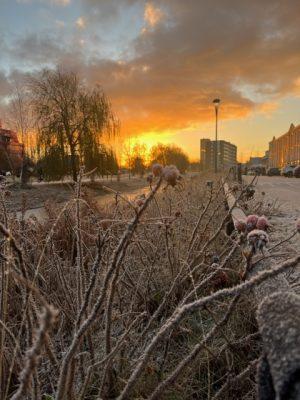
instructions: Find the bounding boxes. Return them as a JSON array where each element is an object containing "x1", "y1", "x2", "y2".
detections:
[{"x1": 213, "y1": 98, "x2": 221, "y2": 173}]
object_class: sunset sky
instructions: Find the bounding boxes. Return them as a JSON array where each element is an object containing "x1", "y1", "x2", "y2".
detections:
[{"x1": 1, "y1": 0, "x2": 300, "y2": 161}]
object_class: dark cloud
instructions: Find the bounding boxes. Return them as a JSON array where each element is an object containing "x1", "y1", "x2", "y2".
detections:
[
  {"x1": 0, "y1": 71, "x2": 11, "y2": 98},
  {"x1": 9, "y1": 33, "x2": 67, "y2": 64},
  {"x1": 0, "y1": 71, "x2": 12, "y2": 122},
  {"x1": 82, "y1": 0, "x2": 143, "y2": 23},
  {"x1": 76, "y1": 0, "x2": 300, "y2": 134}
]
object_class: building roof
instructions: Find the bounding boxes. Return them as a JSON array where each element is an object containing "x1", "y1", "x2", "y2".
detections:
[{"x1": 271, "y1": 123, "x2": 300, "y2": 143}]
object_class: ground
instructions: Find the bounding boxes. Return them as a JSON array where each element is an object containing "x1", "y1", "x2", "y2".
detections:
[
  {"x1": 4, "y1": 176, "x2": 148, "y2": 213},
  {"x1": 244, "y1": 175, "x2": 300, "y2": 292},
  {"x1": 244, "y1": 175, "x2": 300, "y2": 212}
]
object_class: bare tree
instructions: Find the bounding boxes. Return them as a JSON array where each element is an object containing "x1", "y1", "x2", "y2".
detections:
[
  {"x1": 150, "y1": 143, "x2": 190, "y2": 173},
  {"x1": 7, "y1": 81, "x2": 32, "y2": 184}
]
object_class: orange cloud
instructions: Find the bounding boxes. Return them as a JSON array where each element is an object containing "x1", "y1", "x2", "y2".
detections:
[
  {"x1": 144, "y1": 2, "x2": 164, "y2": 28},
  {"x1": 76, "y1": 16, "x2": 86, "y2": 29},
  {"x1": 256, "y1": 101, "x2": 279, "y2": 115},
  {"x1": 3, "y1": 0, "x2": 300, "y2": 161}
]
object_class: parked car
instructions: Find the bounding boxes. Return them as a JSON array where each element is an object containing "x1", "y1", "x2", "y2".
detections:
[
  {"x1": 267, "y1": 167, "x2": 280, "y2": 176},
  {"x1": 281, "y1": 165, "x2": 295, "y2": 177},
  {"x1": 293, "y1": 165, "x2": 300, "y2": 178},
  {"x1": 247, "y1": 166, "x2": 266, "y2": 176}
]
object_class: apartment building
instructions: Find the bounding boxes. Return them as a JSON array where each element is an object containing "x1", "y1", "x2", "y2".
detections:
[
  {"x1": 200, "y1": 139, "x2": 237, "y2": 171},
  {"x1": 269, "y1": 123, "x2": 300, "y2": 168}
]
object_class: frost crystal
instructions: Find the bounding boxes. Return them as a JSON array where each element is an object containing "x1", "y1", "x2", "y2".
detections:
[
  {"x1": 234, "y1": 220, "x2": 247, "y2": 233},
  {"x1": 246, "y1": 214, "x2": 258, "y2": 231},
  {"x1": 247, "y1": 229, "x2": 269, "y2": 252},
  {"x1": 152, "y1": 163, "x2": 163, "y2": 177},
  {"x1": 256, "y1": 216, "x2": 269, "y2": 231},
  {"x1": 163, "y1": 165, "x2": 180, "y2": 187}
]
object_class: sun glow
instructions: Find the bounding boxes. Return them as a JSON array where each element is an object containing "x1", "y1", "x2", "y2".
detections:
[{"x1": 120, "y1": 130, "x2": 174, "y2": 166}]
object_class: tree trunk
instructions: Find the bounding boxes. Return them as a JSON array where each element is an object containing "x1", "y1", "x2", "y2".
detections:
[{"x1": 70, "y1": 144, "x2": 77, "y2": 182}]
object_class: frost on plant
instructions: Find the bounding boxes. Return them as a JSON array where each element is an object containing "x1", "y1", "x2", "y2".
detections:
[
  {"x1": 152, "y1": 163, "x2": 163, "y2": 177},
  {"x1": 247, "y1": 229, "x2": 269, "y2": 253},
  {"x1": 162, "y1": 165, "x2": 180, "y2": 187}
]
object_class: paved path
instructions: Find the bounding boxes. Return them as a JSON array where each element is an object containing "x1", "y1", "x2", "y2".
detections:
[
  {"x1": 16, "y1": 186, "x2": 148, "y2": 221},
  {"x1": 244, "y1": 175, "x2": 300, "y2": 293},
  {"x1": 244, "y1": 176, "x2": 300, "y2": 213}
]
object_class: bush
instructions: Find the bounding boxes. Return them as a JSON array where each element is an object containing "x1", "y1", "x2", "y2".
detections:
[{"x1": 0, "y1": 173, "x2": 276, "y2": 399}]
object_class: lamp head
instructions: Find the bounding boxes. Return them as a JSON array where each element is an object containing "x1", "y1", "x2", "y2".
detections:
[{"x1": 213, "y1": 98, "x2": 221, "y2": 107}]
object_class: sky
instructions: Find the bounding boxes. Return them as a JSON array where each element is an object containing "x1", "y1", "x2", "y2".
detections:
[{"x1": 0, "y1": 0, "x2": 300, "y2": 162}]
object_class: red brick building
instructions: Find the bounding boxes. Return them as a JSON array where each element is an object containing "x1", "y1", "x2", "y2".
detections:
[{"x1": 0, "y1": 120, "x2": 24, "y2": 172}]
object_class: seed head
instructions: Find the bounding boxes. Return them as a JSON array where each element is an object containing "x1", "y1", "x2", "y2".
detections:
[
  {"x1": 152, "y1": 163, "x2": 163, "y2": 177},
  {"x1": 247, "y1": 229, "x2": 269, "y2": 252},
  {"x1": 246, "y1": 214, "x2": 258, "y2": 231},
  {"x1": 163, "y1": 165, "x2": 180, "y2": 187},
  {"x1": 256, "y1": 216, "x2": 269, "y2": 231},
  {"x1": 234, "y1": 220, "x2": 247, "y2": 233},
  {"x1": 147, "y1": 174, "x2": 153, "y2": 184}
]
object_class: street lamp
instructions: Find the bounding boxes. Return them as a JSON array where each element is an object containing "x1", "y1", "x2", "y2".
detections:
[{"x1": 213, "y1": 98, "x2": 221, "y2": 173}]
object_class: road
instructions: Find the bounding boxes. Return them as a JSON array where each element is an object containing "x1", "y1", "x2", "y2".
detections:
[
  {"x1": 244, "y1": 175, "x2": 300, "y2": 294},
  {"x1": 244, "y1": 175, "x2": 300, "y2": 213}
]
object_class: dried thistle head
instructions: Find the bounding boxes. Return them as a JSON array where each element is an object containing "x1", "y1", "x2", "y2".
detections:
[
  {"x1": 163, "y1": 165, "x2": 180, "y2": 187},
  {"x1": 256, "y1": 216, "x2": 269, "y2": 231},
  {"x1": 152, "y1": 163, "x2": 163, "y2": 177},
  {"x1": 234, "y1": 220, "x2": 247, "y2": 233},
  {"x1": 246, "y1": 214, "x2": 258, "y2": 231},
  {"x1": 247, "y1": 229, "x2": 269, "y2": 252},
  {"x1": 147, "y1": 174, "x2": 153, "y2": 184}
]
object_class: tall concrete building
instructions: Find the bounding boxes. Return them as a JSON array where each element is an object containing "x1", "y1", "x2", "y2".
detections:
[
  {"x1": 269, "y1": 123, "x2": 300, "y2": 168},
  {"x1": 200, "y1": 139, "x2": 237, "y2": 171}
]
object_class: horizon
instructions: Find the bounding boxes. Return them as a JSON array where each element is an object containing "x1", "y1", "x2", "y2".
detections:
[{"x1": 1, "y1": 0, "x2": 300, "y2": 162}]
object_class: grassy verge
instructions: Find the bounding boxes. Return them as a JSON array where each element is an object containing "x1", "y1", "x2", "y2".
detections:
[{"x1": 0, "y1": 172, "x2": 266, "y2": 399}]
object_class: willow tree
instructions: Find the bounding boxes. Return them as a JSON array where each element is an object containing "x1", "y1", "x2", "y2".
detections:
[{"x1": 29, "y1": 68, "x2": 117, "y2": 181}]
